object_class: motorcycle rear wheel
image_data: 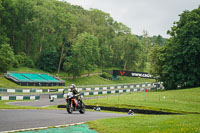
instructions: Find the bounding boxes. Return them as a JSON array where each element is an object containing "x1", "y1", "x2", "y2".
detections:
[{"x1": 66, "y1": 103, "x2": 73, "y2": 114}]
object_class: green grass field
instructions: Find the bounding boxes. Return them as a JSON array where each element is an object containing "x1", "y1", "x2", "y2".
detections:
[
  {"x1": 85, "y1": 87, "x2": 200, "y2": 113},
  {"x1": 85, "y1": 87, "x2": 200, "y2": 133},
  {"x1": 87, "y1": 114, "x2": 200, "y2": 133}
]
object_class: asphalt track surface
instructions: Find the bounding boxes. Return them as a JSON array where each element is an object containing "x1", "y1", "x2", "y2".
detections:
[
  {"x1": 7, "y1": 98, "x2": 65, "y2": 107},
  {"x1": 1, "y1": 98, "x2": 127, "y2": 132}
]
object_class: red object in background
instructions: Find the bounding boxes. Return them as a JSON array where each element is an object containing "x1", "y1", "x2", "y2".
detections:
[
  {"x1": 145, "y1": 89, "x2": 148, "y2": 92},
  {"x1": 120, "y1": 71, "x2": 125, "y2": 76}
]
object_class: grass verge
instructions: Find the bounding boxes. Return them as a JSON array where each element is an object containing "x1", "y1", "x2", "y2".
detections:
[
  {"x1": 85, "y1": 87, "x2": 200, "y2": 114},
  {"x1": 86, "y1": 114, "x2": 200, "y2": 133},
  {"x1": 84, "y1": 87, "x2": 200, "y2": 132}
]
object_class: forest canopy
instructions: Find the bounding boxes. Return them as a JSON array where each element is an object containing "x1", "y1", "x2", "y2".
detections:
[{"x1": 0, "y1": 0, "x2": 164, "y2": 77}]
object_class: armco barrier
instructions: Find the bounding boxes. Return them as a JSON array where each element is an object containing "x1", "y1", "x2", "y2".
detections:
[{"x1": 0, "y1": 95, "x2": 40, "y2": 100}]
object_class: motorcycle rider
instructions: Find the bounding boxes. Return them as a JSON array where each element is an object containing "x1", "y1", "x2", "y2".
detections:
[{"x1": 70, "y1": 84, "x2": 81, "y2": 102}]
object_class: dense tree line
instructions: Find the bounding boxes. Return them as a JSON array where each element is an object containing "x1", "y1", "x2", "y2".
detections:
[
  {"x1": 149, "y1": 6, "x2": 200, "y2": 89},
  {"x1": 0, "y1": 0, "x2": 165, "y2": 78}
]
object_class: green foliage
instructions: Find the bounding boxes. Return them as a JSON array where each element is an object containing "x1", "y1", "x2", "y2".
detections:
[
  {"x1": 63, "y1": 56, "x2": 84, "y2": 79},
  {"x1": 149, "y1": 44, "x2": 163, "y2": 78},
  {"x1": 63, "y1": 32, "x2": 99, "y2": 78},
  {"x1": 0, "y1": 44, "x2": 15, "y2": 72},
  {"x1": 113, "y1": 34, "x2": 142, "y2": 70},
  {"x1": 15, "y1": 52, "x2": 34, "y2": 68},
  {"x1": 150, "y1": 7, "x2": 200, "y2": 89},
  {"x1": 23, "y1": 57, "x2": 34, "y2": 68},
  {"x1": 152, "y1": 35, "x2": 165, "y2": 46},
  {"x1": 0, "y1": 0, "x2": 166, "y2": 76},
  {"x1": 100, "y1": 72, "x2": 112, "y2": 80},
  {"x1": 36, "y1": 46, "x2": 58, "y2": 72}
]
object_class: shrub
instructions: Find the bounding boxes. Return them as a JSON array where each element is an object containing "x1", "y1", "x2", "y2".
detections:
[
  {"x1": 0, "y1": 44, "x2": 15, "y2": 72},
  {"x1": 100, "y1": 72, "x2": 112, "y2": 80}
]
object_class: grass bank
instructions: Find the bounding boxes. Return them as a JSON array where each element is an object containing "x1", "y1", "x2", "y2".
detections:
[
  {"x1": 85, "y1": 87, "x2": 200, "y2": 114},
  {"x1": 85, "y1": 87, "x2": 200, "y2": 132},
  {"x1": 87, "y1": 114, "x2": 200, "y2": 133}
]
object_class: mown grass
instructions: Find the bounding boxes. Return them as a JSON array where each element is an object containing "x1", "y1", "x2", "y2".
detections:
[
  {"x1": 85, "y1": 87, "x2": 200, "y2": 133},
  {"x1": 85, "y1": 87, "x2": 200, "y2": 113},
  {"x1": 87, "y1": 114, "x2": 200, "y2": 133}
]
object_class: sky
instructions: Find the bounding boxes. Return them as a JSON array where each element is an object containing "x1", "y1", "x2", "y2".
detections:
[{"x1": 65, "y1": 0, "x2": 199, "y2": 38}]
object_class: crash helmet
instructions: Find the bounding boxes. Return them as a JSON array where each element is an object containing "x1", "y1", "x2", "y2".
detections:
[{"x1": 70, "y1": 84, "x2": 76, "y2": 90}]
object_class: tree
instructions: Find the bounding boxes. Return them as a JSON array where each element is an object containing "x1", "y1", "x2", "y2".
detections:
[
  {"x1": 63, "y1": 32, "x2": 99, "y2": 78},
  {"x1": 36, "y1": 45, "x2": 59, "y2": 72},
  {"x1": 151, "y1": 6, "x2": 200, "y2": 89},
  {"x1": 0, "y1": 44, "x2": 15, "y2": 72},
  {"x1": 89, "y1": 9, "x2": 116, "y2": 69},
  {"x1": 0, "y1": 0, "x2": 9, "y2": 45},
  {"x1": 138, "y1": 30, "x2": 151, "y2": 72},
  {"x1": 113, "y1": 34, "x2": 141, "y2": 71},
  {"x1": 15, "y1": 52, "x2": 34, "y2": 68},
  {"x1": 149, "y1": 44, "x2": 165, "y2": 78},
  {"x1": 0, "y1": 0, "x2": 154, "y2": 75}
]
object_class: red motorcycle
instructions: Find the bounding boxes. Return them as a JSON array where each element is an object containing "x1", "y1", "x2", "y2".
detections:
[{"x1": 65, "y1": 92, "x2": 85, "y2": 114}]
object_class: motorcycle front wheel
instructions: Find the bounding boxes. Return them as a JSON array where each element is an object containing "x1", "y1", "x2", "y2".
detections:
[
  {"x1": 66, "y1": 102, "x2": 73, "y2": 114},
  {"x1": 79, "y1": 102, "x2": 86, "y2": 114}
]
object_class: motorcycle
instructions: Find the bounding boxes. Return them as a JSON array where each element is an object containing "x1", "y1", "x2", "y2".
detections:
[{"x1": 65, "y1": 92, "x2": 85, "y2": 114}]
